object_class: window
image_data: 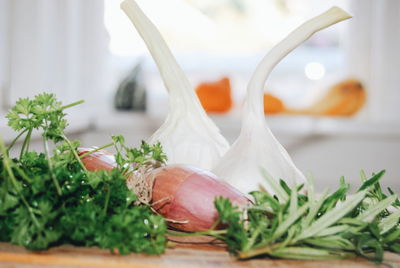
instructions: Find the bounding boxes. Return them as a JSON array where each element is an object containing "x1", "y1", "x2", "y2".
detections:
[{"x1": 104, "y1": 0, "x2": 349, "y2": 114}]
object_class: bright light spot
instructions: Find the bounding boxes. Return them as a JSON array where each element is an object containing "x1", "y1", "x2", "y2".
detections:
[{"x1": 304, "y1": 62, "x2": 325, "y2": 80}]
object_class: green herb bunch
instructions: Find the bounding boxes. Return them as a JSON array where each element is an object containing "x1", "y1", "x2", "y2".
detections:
[
  {"x1": 0, "y1": 94, "x2": 167, "y2": 254},
  {"x1": 213, "y1": 170, "x2": 400, "y2": 263},
  {"x1": 1, "y1": 93, "x2": 399, "y2": 263},
  {"x1": 112, "y1": 135, "x2": 167, "y2": 174}
]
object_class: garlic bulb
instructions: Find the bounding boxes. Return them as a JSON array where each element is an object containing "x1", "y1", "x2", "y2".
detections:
[
  {"x1": 121, "y1": 0, "x2": 229, "y2": 170},
  {"x1": 213, "y1": 7, "x2": 352, "y2": 194}
]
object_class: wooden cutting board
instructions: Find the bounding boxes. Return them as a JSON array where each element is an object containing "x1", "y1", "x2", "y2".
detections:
[{"x1": 1, "y1": 236, "x2": 399, "y2": 268}]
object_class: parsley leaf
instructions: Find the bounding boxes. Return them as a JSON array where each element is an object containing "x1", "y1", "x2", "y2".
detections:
[{"x1": 1, "y1": 94, "x2": 167, "y2": 255}]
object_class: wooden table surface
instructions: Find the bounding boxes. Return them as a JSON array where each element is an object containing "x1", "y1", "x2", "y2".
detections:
[{"x1": 1, "y1": 237, "x2": 399, "y2": 268}]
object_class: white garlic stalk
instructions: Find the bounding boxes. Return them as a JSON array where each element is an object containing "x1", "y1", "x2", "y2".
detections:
[
  {"x1": 121, "y1": 0, "x2": 229, "y2": 170},
  {"x1": 213, "y1": 7, "x2": 352, "y2": 194}
]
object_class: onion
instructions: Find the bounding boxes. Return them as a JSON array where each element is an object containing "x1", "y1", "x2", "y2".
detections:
[
  {"x1": 78, "y1": 148, "x2": 116, "y2": 171},
  {"x1": 147, "y1": 165, "x2": 249, "y2": 231},
  {"x1": 79, "y1": 148, "x2": 250, "y2": 232}
]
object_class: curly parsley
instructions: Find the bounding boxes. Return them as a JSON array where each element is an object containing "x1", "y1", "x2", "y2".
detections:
[{"x1": 0, "y1": 94, "x2": 167, "y2": 254}]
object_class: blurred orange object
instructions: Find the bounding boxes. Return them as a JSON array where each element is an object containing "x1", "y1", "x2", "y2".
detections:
[
  {"x1": 308, "y1": 79, "x2": 366, "y2": 116},
  {"x1": 264, "y1": 93, "x2": 285, "y2": 114},
  {"x1": 196, "y1": 77, "x2": 233, "y2": 113},
  {"x1": 286, "y1": 79, "x2": 366, "y2": 116}
]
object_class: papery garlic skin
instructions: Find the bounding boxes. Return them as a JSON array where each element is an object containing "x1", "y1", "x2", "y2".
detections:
[
  {"x1": 213, "y1": 7, "x2": 352, "y2": 194},
  {"x1": 213, "y1": 112, "x2": 306, "y2": 194},
  {"x1": 149, "y1": 109, "x2": 230, "y2": 171},
  {"x1": 121, "y1": 0, "x2": 229, "y2": 170}
]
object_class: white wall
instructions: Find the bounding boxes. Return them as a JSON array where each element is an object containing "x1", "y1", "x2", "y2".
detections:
[
  {"x1": 0, "y1": 0, "x2": 110, "y2": 113},
  {"x1": 345, "y1": 0, "x2": 400, "y2": 122},
  {"x1": 0, "y1": 0, "x2": 11, "y2": 109}
]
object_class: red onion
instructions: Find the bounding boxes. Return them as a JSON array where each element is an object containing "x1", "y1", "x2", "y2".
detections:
[
  {"x1": 79, "y1": 148, "x2": 250, "y2": 232},
  {"x1": 78, "y1": 148, "x2": 116, "y2": 171},
  {"x1": 148, "y1": 164, "x2": 249, "y2": 231}
]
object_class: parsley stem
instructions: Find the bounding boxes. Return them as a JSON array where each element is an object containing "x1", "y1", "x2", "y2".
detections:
[
  {"x1": 0, "y1": 136, "x2": 41, "y2": 229},
  {"x1": 13, "y1": 164, "x2": 33, "y2": 183},
  {"x1": 43, "y1": 136, "x2": 62, "y2": 196},
  {"x1": 25, "y1": 129, "x2": 32, "y2": 154},
  {"x1": 61, "y1": 100, "x2": 85, "y2": 110},
  {"x1": 103, "y1": 184, "x2": 111, "y2": 215},
  {"x1": 19, "y1": 128, "x2": 32, "y2": 159},
  {"x1": 113, "y1": 140, "x2": 124, "y2": 170},
  {"x1": 79, "y1": 142, "x2": 114, "y2": 159},
  {"x1": 6, "y1": 129, "x2": 28, "y2": 153},
  {"x1": 62, "y1": 136, "x2": 86, "y2": 171}
]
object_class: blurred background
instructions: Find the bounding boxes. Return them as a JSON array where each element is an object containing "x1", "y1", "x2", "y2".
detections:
[{"x1": 0, "y1": 0, "x2": 399, "y2": 192}]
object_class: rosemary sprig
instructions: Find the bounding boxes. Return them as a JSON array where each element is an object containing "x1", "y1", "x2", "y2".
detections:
[{"x1": 214, "y1": 170, "x2": 399, "y2": 263}]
